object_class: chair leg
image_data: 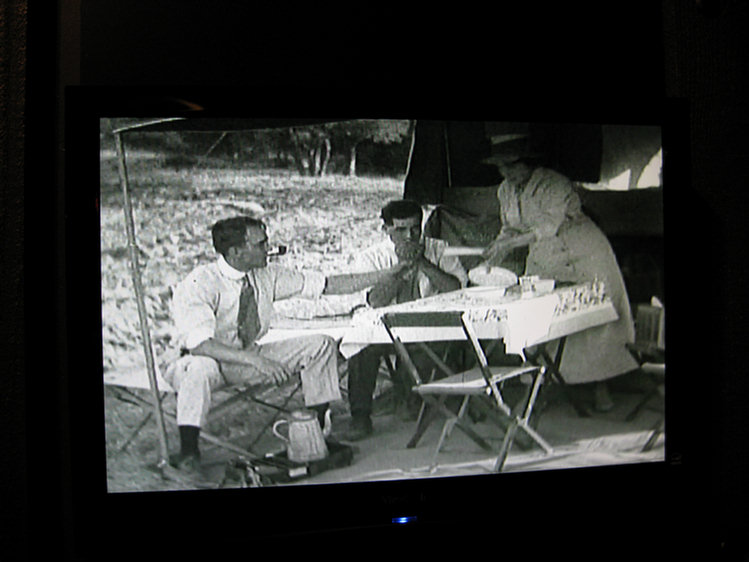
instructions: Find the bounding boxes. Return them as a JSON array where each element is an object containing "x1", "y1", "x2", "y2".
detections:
[
  {"x1": 441, "y1": 396, "x2": 471, "y2": 444},
  {"x1": 494, "y1": 419, "x2": 519, "y2": 472},
  {"x1": 412, "y1": 344, "x2": 458, "y2": 436},
  {"x1": 469, "y1": 389, "x2": 541, "y2": 453},
  {"x1": 110, "y1": 387, "x2": 171, "y2": 454},
  {"x1": 641, "y1": 416, "x2": 664, "y2": 452},
  {"x1": 432, "y1": 419, "x2": 456, "y2": 466},
  {"x1": 116, "y1": 388, "x2": 266, "y2": 459},
  {"x1": 492, "y1": 370, "x2": 554, "y2": 472},
  {"x1": 493, "y1": 414, "x2": 553, "y2": 473},
  {"x1": 432, "y1": 396, "x2": 472, "y2": 461},
  {"x1": 246, "y1": 382, "x2": 302, "y2": 451},
  {"x1": 406, "y1": 403, "x2": 438, "y2": 448},
  {"x1": 517, "y1": 371, "x2": 554, "y2": 454},
  {"x1": 625, "y1": 387, "x2": 659, "y2": 422},
  {"x1": 508, "y1": 387, "x2": 539, "y2": 451},
  {"x1": 421, "y1": 396, "x2": 494, "y2": 451},
  {"x1": 414, "y1": 400, "x2": 428, "y2": 427},
  {"x1": 117, "y1": 410, "x2": 154, "y2": 454}
]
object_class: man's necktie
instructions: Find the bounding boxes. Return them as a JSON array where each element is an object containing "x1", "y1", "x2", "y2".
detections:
[{"x1": 237, "y1": 275, "x2": 261, "y2": 348}]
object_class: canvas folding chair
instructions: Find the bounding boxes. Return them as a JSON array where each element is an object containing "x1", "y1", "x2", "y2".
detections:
[
  {"x1": 380, "y1": 311, "x2": 553, "y2": 472},
  {"x1": 625, "y1": 303, "x2": 666, "y2": 419},
  {"x1": 104, "y1": 359, "x2": 303, "y2": 459},
  {"x1": 624, "y1": 302, "x2": 665, "y2": 451}
]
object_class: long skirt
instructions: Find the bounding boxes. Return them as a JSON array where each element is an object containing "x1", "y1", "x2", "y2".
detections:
[{"x1": 526, "y1": 217, "x2": 638, "y2": 384}]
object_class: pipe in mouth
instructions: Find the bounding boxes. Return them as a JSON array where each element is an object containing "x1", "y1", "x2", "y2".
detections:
[{"x1": 266, "y1": 245, "x2": 287, "y2": 257}]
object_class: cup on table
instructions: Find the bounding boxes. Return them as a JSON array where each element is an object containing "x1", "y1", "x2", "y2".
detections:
[{"x1": 519, "y1": 275, "x2": 539, "y2": 296}]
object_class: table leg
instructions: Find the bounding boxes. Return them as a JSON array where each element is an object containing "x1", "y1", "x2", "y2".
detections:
[{"x1": 527, "y1": 338, "x2": 591, "y2": 418}]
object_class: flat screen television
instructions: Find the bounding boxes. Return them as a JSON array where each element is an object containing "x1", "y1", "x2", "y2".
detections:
[{"x1": 60, "y1": 88, "x2": 700, "y2": 556}]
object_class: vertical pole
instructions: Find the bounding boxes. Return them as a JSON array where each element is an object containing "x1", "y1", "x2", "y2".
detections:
[
  {"x1": 442, "y1": 121, "x2": 453, "y2": 203},
  {"x1": 402, "y1": 120, "x2": 417, "y2": 183},
  {"x1": 114, "y1": 131, "x2": 170, "y2": 467}
]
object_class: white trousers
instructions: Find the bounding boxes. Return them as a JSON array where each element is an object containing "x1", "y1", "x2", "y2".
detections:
[{"x1": 163, "y1": 334, "x2": 342, "y2": 428}]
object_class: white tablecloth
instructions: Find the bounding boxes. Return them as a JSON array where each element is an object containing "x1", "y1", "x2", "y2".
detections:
[{"x1": 261, "y1": 284, "x2": 618, "y2": 359}]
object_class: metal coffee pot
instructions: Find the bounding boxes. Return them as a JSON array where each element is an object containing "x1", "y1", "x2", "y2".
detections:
[{"x1": 272, "y1": 409, "x2": 331, "y2": 463}]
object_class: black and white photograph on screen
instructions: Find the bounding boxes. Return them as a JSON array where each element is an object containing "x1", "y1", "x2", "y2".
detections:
[{"x1": 100, "y1": 118, "x2": 665, "y2": 492}]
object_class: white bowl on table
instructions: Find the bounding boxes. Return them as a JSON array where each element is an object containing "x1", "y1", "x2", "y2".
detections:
[{"x1": 467, "y1": 266, "x2": 518, "y2": 289}]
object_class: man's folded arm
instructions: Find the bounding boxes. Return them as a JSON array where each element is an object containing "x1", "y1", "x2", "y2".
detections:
[
  {"x1": 416, "y1": 257, "x2": 461, "y2": 293},
  {"x1": 189, "y1": 338, "x2": 257, "y2": 363},
  {"x1": 189, "y1": 338, "x2": 292, "y2": 385}
]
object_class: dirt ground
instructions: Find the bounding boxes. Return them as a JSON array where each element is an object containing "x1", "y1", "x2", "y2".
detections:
[{"x1": 100, "y1": 151, "x2": 404, "y2": 492}]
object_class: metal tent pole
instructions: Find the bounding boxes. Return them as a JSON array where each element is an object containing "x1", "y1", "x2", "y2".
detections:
[
  {"x1": 113, "y1": 131, "x2": 170, "y2": 468},
  {"x1": 442, "y1": 122, "x2": 452, "y2": 202},
  {"x1": 402, "y1": 119, "x2": 418, "y2": 189}
]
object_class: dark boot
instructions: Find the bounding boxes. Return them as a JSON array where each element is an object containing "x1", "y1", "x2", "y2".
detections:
[
  {"x1": 341, "y1": 416, "x2": 374, "y2": 441},
  {"x1": 344, "y1": 345, "x2": 385, "y2": 438},
  {"x1": 175, "y1": 425, "x2": 201, "y2": 463},
  {"x1": 593, "y1": 381, "x2": 615, "y2": 412},
  {"x1": 168, "y1": 425, "x2": 205, "y2": 482}
]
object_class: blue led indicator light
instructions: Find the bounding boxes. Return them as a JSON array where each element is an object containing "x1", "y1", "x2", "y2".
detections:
[{"x1": 392, "y1": 516, "x2": 417, "y2": 524}]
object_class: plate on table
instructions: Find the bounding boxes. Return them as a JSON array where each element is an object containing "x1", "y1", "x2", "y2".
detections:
[
  {"x1": 462, "y1": 286, "x2": 509, "y2": 298},
  {"x1": 468, "y1": 265, "x2": 518, "y2": 288}
]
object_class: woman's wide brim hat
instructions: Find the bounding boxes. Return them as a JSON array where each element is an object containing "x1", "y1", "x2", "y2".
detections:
[{"x1": 481, "y1": 133, "x2": 541, "y2": 165}]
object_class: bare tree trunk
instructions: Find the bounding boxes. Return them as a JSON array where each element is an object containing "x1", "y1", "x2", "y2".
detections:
[
  {"x1": 320, "y1": 137, "x2": 332, "y2": 176},
  {"x1": 349, "y1": 143, "x2": 358, "y2": 177},
  {"x1": 312, "y1": 145, "x2": 322, "y2": 176},
  {"x1": 290, "y1": 129, "x2": 308, "y2": 175}
]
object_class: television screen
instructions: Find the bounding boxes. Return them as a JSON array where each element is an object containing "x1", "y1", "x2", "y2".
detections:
[{"x1": 63, "y1": 90, "x2": 693, "y2": 554}]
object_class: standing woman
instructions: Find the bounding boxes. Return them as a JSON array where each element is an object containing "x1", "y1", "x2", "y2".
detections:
[{"x1": 481, "y1": 138, "x2": 638, "y2": 412}]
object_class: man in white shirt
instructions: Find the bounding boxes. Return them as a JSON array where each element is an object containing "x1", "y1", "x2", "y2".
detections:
[
  {"x1": 343, "y1": 200, "x2": 468, "y2": 440},
  {"x1": 166, "y1": 216, "x2": 407, "y2": 475}
]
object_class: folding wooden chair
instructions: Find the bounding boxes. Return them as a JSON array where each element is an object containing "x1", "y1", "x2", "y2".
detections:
[
  {"x1": 380, "y1": 311, "x2": 553, "y2": 472},
  {"x1": 625, "y1": 303, "x2": 665, "y2": 419},
  {"x1": 104, "y1": 359, "x2": 303, "y2": 459},
  {"x1": 624, "y1": 302, "x2": 665, "y2": 451}
]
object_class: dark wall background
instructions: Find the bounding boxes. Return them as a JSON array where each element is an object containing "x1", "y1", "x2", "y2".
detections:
[
  {"x1": 6, "y1": 1, "x2": 748, "y2": 559},
  {"x1": 0, "y1": 2, "x2": 27, "y2": 561}
]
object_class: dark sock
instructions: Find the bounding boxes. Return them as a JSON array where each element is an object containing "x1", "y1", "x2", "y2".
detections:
[{"x1": 179, "y1": 425, "x2": 200, "y2": 458}]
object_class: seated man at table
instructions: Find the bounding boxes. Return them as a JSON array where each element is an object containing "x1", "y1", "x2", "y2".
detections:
[
  {"x1": 342, "y1": 199, "x2": 469, "y2": 441},
  {"x1": 167, "y1": 216, "x2": 410, "y2": 476}
]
